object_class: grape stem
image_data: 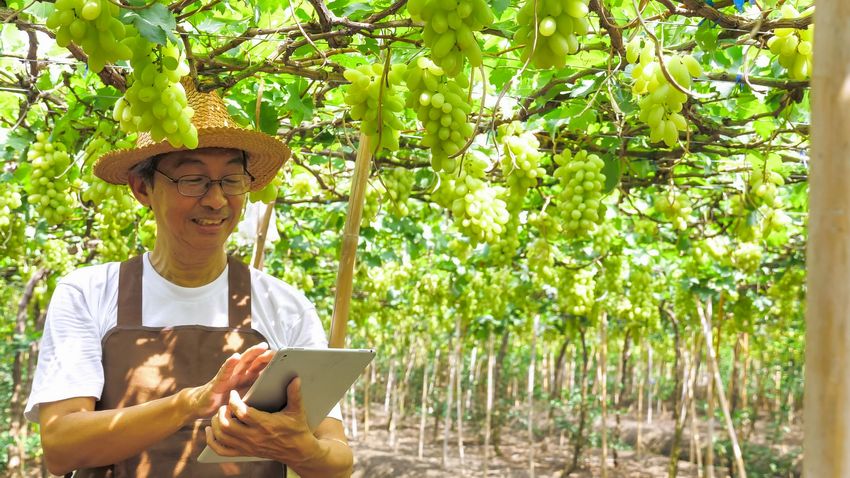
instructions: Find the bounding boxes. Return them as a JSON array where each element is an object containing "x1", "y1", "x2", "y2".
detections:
[
  {"x1": 371, "y1": 52, "x2": 392, "y2": 158},
  {"x1": 288, "y1": 0, "x2": 328, "y2": 67},
  {"x1": 489, "y1": 0, "x2": 540, "y2": 163},
  {"x1": 448, "y1": 65, "x2": 487, "y2": 163},
  {"x1": 631, "y1": 0, "x2": 712, "y2": 100},
  {"x1": 105, "y1": 0, "x2": 160, "y2": 11}
]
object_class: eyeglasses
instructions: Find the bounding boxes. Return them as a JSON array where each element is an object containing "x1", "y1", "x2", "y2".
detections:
[{"x1": 154, "y1": 168, "x2": 255, "y2": 197}]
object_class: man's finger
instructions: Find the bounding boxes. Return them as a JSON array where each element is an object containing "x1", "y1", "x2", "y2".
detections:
[
  {"x1": 284, "y1": 376, "x2": 304, "y2": 413},
  {"x1": 205, "y1": 426, "x2": 239, "y2": 456},
  {"x1": 231, "y1": 344, "x2": 266, "y2": 377},
  {"x1": 228, "y1": 389, "x2": 254, "y2": 423}
]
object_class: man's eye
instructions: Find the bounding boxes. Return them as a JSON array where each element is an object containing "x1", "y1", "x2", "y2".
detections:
[{"x1": 181, "y1": 176, "x2": 207, "y2": 185}]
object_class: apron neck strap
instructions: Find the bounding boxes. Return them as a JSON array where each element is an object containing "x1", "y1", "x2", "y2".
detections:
[
  {"x1": 117, "y1": 255, "x2": 144, "y2": 327},
  {"x1": 117, "y1": 255, "x2": 252, "y2": 328},
  {"x1": 227, "y1": 255, "x2": 252, "y2": 329}
]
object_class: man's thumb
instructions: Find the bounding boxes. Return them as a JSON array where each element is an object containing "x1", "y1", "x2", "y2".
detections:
[{"x1": 285, "y1": 376, "x2": 303, "y2": 411}]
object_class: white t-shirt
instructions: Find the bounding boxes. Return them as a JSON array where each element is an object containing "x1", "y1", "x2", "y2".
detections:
[{"x1": 25, "y1": 253, "x2": 341, "y2": 423}]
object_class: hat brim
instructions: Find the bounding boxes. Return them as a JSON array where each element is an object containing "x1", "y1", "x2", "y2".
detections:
[{"x1": 94, "y1": 127, "x2": 290, "y2": 192}]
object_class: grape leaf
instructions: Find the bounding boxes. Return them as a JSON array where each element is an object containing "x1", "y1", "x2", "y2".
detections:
[
  {"x1": 602, "y1": 156, "x2": 621, "y2": 193},
  {"x1": 490, "y1": 0, "x2": 511, "y2": 18},
  {"x1": 125, "y1": 3, "x2": 178, "y2": 45},
  {"x1": 285, "y1": 79, "x2": 314, "y2": 126}
]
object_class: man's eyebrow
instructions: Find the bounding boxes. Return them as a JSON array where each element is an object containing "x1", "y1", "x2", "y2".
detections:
[{"x1": 172, "y1": 156, "x2": 244, "y2": 168}]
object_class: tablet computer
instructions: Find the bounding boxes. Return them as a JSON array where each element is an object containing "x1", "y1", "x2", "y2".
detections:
[{"x1": 197, "y1": 347, "x2": 375, "y2": 463}]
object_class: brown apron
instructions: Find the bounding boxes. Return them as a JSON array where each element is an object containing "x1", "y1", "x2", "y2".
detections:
[{"x1": 73, "y1": 255, "x2": 285, "y2": 478}]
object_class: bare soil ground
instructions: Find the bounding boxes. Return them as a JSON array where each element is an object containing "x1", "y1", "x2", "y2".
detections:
[{"x1": 350, "y1": 406, "x2": 803, "y2": 478}]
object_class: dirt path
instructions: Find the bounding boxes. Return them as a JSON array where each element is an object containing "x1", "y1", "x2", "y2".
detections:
[{"x1": 349, "y1": 408, "x2": 715, "y2": 477}]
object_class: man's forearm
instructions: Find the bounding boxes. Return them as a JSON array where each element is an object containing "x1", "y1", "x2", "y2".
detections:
[
  {"x1": 287, "y1": 437, "x2": 353, "y2": 478},
  {"x1": 40, "y1": 389, "x2": 196, "y2": 476}
]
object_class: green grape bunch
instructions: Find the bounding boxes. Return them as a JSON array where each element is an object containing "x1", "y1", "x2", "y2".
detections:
[
  {"x1": 0, "y1": 183, "x2": 25, "y2": 257},
  {"x1": 0, "y1": 183, "x2": 23, "y2": 229},
  {"x1": 249, "y1": 171, "x2": 283, "y2": 204},
  {"x1": 405, "y1": 57, "x2": 475, "y2": 173},
  {"x1": 732, "y1": 242, "x2": 762, "y2": 275},
  {"x1": 26, "y1": 132, "x2": 80, "y2": 225},
  {"x1": 486, "y1": 216, "x2": 521, "y2": 265},
  {"x1": 81, "y1": 125, "x2": 136, "y2": 205},
  {"x1": 747, "y1": 163, "x2": 784, "y2": 209},
  {"x1": 557, "y1": 267, "x2": 596, "y2": 316},
  {"x1": 527, "y1": 210, "x2": 561, "y2": 242},
  {"x1": 553, "y1": 149, "x2": 606, "y2": 237},
  {"x1": 526, "y1": 237, "x2": 555, "y2": 282},
  {"x1": 766, "y1": 5, "x2": 814, "y2": 80},
  {"x1": 654, "y1": 189, "x2": 692, "y2": 231},
  {"x1": 627, "y1": 37, "x2": 702, "y2": 147},
  {"x1": 624, "y1": 265, "x2": 655, "y2": 324},
  {"x1": 407, "y1": 0, "x2": 494, "y2": 77},
  {"x1": 343, "y1": 63, "x2": 407, "y2": 152},
  {"x1": 514, "y1": 0, "x2": 591, "y2": 69},
  {"x1": 380, "y1": 167, "x2": 415, "y2": 217},
  {"x1": 91, "y1": 195, "x2": 140, "y2": 261},
  {"x1": 432, "y1": 152, "x2": 510, "y2": 245},
  {"x1": 498, "y1": 122, "x2": 545, "y2": 212},
  {"x1": 526, "y1": 211, "x2": 561, "y2": 281},
  {"x1": 113, "y1": 40, "x2": 197, "y2": 149},
  {"x1": 360, "y1": 179, "x2": 382, "y2": 227},
  {"x1": 46, "y1": 0, "x2": 132, "y2": 72}
]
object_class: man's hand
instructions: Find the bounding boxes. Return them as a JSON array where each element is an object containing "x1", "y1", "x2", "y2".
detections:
[
  {"x1": 183, "y1": 342, "x2": 274, "y2": 421},
  {"x1": 205, "y1": 377, "x2": 322, "y2": 462}
]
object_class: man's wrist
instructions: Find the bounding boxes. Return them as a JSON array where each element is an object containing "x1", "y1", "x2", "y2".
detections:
[
  {"x1": 175, "y1": 387, "x2": 200, "y2": 426},
  {"x1": 288, "y1": 437, "x2": 353, "y2": 478}
]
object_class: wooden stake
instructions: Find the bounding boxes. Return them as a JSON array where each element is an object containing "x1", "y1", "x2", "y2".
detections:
[
  {"x1": 600, "y1": 312, "x2": 608, "y2": 478},
  {"x1": 329, "y1": 133, "x2": 374, "y2": 348},
  {"x1": 250, "y1": 78, "x2": 274, "y2": 271},
  {"x1": 483, "y1": 332, "x2": 495, "y2": 477},
  {"x1": 697, "y1": 299, "x2": 746, "y2": 478},
  {"x1": 251, "y1": 202, "x2": 275, "y2": 270},
  {"x1": 805, "y1": 5, "x2": 850, "y2": 469}
]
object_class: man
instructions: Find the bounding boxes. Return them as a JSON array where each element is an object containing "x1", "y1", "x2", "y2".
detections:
[{"x1": 24, "y1": 81, "x2": 353, "y2": 477}]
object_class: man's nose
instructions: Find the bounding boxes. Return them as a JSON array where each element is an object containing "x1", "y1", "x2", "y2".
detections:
[{"x1": 199, "y1": 181, "x2": 228, "y2": 209}]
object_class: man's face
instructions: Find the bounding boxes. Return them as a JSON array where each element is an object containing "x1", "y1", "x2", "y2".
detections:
[{"x1": 135, "y1": 147, "x2": 249, "y2": 257}]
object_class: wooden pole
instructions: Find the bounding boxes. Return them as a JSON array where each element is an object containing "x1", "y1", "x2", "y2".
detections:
[
  {"x1": 697, "y1": 300, "x2": 746, "y2": 478},
  {"x1": 250, "y1": 78, "x2": 275, "y2": 271},
  {"x1": 329, "y1": 133, "x2": 374, "y2": 348},
  {"x1": 251, "y1": 202, "x2": 275, "y2": 270},
  {"x1": 805, "y1": 2, "x2": 850, "y2": 475}
]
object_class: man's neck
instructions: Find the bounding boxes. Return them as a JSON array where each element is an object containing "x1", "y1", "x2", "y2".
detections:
[{"x1": 148, "y1": 248, "x2": 228, "y2": 287}]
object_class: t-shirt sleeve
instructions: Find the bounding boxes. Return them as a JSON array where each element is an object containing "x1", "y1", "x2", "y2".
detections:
[
  {"x1": 289, "y1": 306, "x2": 330, "y2": 349},
  {"x1": 24, "y1": 280, "x2": 105, "y2": 423}
]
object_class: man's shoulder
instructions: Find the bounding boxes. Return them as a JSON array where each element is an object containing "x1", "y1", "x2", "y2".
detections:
[
  {"x1": 59, "y1": 261, "x2": 121, "y2": 287},
  {"x1": 248, "y1": 267, "x2": 312, "y2": 306}
]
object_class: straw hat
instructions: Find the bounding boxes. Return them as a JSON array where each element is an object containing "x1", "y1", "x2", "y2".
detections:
[{"x1": 94, "y1": 79, "x2": 290, "y2": 192}]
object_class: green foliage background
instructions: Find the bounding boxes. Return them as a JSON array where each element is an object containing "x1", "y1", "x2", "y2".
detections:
[{"x1": 0, "y1": 0, "x2": 808, "y2": 473}]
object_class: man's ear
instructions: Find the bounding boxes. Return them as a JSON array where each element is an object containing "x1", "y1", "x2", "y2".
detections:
[{"x1": 127, "y1": 172, "x2": 152, "y2": 209}]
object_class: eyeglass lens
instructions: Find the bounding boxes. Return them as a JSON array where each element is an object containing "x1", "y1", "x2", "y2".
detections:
[{"x1": 178, "y1": 175, "x2": 252, "y2": 196}]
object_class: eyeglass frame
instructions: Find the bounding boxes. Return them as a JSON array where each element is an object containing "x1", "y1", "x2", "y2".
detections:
[{"x1": 153, "y1": 167, "x2": 256, "y2": 197}]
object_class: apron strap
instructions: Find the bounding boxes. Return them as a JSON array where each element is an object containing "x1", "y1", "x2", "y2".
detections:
[
  {"x1": 117, "y1": 256, "x2": 143, "y2": 327},
  {"x1": 118, "y1": 255, "x2": 252, "y2": 328},
  {"x1": 227, "y1": 255, "x2": 252, "y2": 329}
]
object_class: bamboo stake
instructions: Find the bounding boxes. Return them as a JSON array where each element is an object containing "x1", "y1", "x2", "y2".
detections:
[
  {"x1": 251, "y1": 202, "x2": 275, "y2": 269},
  {"x1": 329, "y1": 133, "x2": 374, "y2": 348},
  {"x1": 528, "y1": 315, "x2": 539, "y2": 478},
  {"x1": 599, "y1": 312, "x2": 608, "y2": 478},
  {"x1": 805, "y1": 3, "x2": 850, "y2": 475},
  {"x1": 418, "y1": 358, "x2": 429, "y2": 459},
  {"x1": 483, "y1": 332, "x2": 495, "y2": 477},
  {"x1": 250, "y1": 78, "x2": 275, "y2": 271},
  {"x1": 697, "y1": 299, "x2": 746, "y2": 478}
]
